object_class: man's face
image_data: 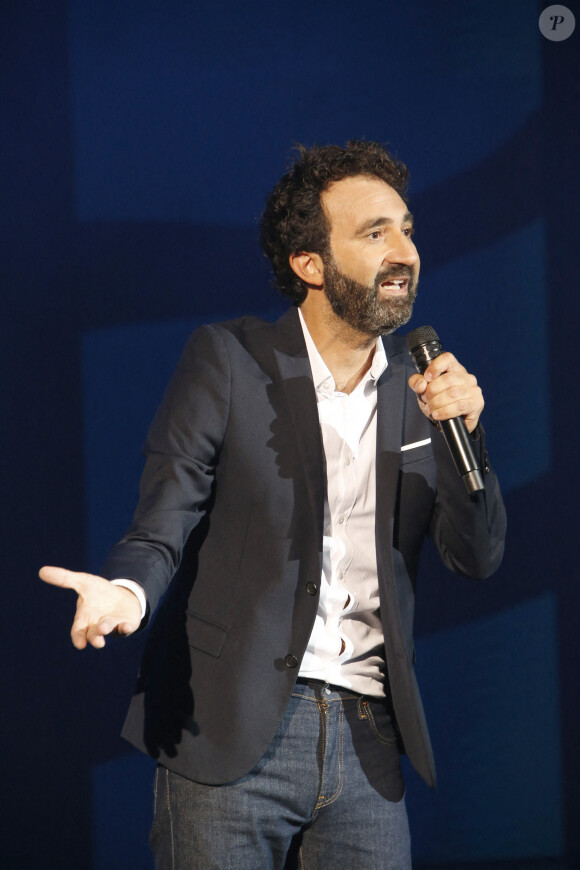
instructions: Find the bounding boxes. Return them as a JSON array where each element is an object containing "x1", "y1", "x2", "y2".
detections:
[{"x1": 320, "y1": 175, "x2": 420, "y2": 336}]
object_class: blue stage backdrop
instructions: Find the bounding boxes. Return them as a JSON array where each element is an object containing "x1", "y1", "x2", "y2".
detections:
[{"x1": 2, "y1": 1, "x2": 578, "y2": 867}]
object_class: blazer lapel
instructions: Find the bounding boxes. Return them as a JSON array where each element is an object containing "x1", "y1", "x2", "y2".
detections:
[
  {"x1": 271, "y1": 308, "x2": 325, "y2": 546},
  {"x1": 375, "y1": 336, "x2": 407, "y2": 584}
]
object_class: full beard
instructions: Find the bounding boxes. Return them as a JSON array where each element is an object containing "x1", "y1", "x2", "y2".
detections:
[{"x1": 323, "y1": 258, "x2": 418, "y2": 338}]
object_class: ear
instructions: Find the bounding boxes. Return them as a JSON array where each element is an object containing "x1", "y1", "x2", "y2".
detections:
[{"x1": 288, "y1": 251, "x2": 325, "y2": 289}]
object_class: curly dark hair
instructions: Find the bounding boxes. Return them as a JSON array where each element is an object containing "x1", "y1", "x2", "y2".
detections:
[{"x1": 259, "y1": 140, "x2": 409, "y2": 304}]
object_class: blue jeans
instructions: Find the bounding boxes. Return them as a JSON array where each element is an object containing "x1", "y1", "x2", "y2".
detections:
[{"x1": 150, "y1": 681, "x2": 411, "y2": 869}]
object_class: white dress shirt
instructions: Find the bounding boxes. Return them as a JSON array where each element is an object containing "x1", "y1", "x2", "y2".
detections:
[{"x1": 297, "y1": 310, "x2": 388, "y2": 698}]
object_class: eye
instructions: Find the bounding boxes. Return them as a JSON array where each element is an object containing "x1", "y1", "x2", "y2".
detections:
[
  {"x1": 403, "y1": 227, "x2": 414, "y2": 237},
  {"x1": 368, "y1": 230, "x2": 383, "y2": 240}
]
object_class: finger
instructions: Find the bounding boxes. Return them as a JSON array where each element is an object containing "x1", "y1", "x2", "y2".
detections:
[
  {"x1": 70, "y1": 604, "x2": 103, "y2": 649},
  {"x1": 74, "y1": 615, "x2": 115, "y2": 650},
  {"x1": 70, "y1": 621, "x2": 90, "y2": 650},
  {"x1": 431, "y1": 398, "x2": 476, "y2": 421},
  {"x1": 423, "y1": 372, "x2": 477, "y2": 401},
  {"x1": 82, "y1": 628, "x2": 106, "y2": 650},
  {"x1": 427, "y1": 384, "x2": 483, "y2": 414},
  {"x1": 84, "y1": 613, "x2": 140, "y2": 648},
  {"x1": 423, "y1": 352, "x2": 461, "y2": 381},
  {"x1": 71, "y1": 616, "x2": 113, "y2": 650},
  {"x1": 116, "y1": 620, "x2": 139, "y2": 637},
  {"x1": 430, "y1": 393, "x2": 484, "y2": 432},
  {"x1": 425, "y1": 383, "x2": 479, "y2": 414},
  {"x1": 408, "y1": 373, "x2": 428, "y2": 395},
  {"x1": 426, "y1": 380, "x2": 482, "y2": 413},
  {"x1": 86, "y1": 619, "x2": 114, "y2": 648}
]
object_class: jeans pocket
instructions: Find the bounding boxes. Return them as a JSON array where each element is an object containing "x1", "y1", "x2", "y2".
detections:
[{"x1": 357, "y1": 697, "x2": 399, "y2": 745}]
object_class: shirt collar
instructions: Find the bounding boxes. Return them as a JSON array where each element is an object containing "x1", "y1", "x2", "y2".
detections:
[{"x1": 298, "y1": 308, "x2": 388, "y2": 393}]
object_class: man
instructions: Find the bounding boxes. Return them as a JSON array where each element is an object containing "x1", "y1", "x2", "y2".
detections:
[{"x1": 41, "y1": 141, "x2": 506, "y2": 869}]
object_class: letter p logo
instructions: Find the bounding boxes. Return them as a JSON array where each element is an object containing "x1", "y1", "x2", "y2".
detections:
[{"x1": 539, "y1": 5, "x2": 576, "y2": 40}]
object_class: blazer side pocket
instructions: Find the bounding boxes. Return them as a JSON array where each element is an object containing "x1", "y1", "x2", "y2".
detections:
[{"x1": 187, "y1": 611, "x2": 229, "y2": 658}]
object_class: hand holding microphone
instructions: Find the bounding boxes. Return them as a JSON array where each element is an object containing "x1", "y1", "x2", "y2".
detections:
[{"x1": 407, "y1": 326, "x2": 485, "y2": 494}]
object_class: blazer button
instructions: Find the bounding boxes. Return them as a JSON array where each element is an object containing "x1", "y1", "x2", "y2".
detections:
[
  {"x1": 305, "y1": 582, "x2": 318, "y2": 596},
  {"x1": 284, "y1": 654, "x2": 298, "y2": 669}
]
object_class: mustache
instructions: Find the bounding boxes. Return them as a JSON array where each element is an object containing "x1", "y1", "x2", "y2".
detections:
[{"x1": 375, "y1": 265, "x2": 415, "y2": 286}]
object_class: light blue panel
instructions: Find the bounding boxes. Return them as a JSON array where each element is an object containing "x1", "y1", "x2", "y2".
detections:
[
  {"x1": 406, "y1": 594, "x2": 563, "y2": 863},
  {"x1": 415, "y1": 219, "x2": 550, "y2": 493},
  {"x1": 93, "y1": 752, "x2": 156, "y2": 870},
  {"x1": 68, "y1": 0, "x2": 541, "y2": 223}
]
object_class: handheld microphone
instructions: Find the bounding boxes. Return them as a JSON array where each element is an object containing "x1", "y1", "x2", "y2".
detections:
[{"x1": 406, "y1": 326, "x2": 485, "y2": 494}]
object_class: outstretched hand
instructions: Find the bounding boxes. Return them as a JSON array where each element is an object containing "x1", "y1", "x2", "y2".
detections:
[
  {"x1": 408, "y1": 351, "x2": 484, "y2": 434},
  {"x1": 39, "y1": 566, "x2": 142, "y2": 649}
]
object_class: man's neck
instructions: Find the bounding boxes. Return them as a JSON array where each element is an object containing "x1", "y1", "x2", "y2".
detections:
[{"x1": 299, "y1": 300, "x2": 378, "y2": 394}]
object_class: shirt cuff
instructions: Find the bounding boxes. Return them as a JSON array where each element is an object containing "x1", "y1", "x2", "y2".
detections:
[{"x1": 110, "y1": 578, "x2": 147, "y2": 621}]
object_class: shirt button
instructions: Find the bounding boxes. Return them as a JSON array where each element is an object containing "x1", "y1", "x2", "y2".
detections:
[
  {"x1": 284, "y1": 654, "x2": 298, "y2": 669},
  {"x1": 306, "y1": 582, "x2": 318, "y2": 596},
  {"x1": 338, "y1": 515, "x2": 344, "y2": 524}
]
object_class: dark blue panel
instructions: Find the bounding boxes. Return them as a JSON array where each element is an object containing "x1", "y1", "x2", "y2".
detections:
[
  {"x1": 406, "y1": 594, "x2": 563, "y2": 863},
  {"x1": 414, "y1": 219, "x2": 550, "y2": 493},
  {"x1": 69, "y1": 0, "x2": 541, "y2": 223},
  {"x1": 93, "y1": 753, "x2": 156, "y2": 870}
]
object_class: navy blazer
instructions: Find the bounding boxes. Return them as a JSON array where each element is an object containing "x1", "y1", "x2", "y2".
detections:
[{"x1": 103, "y1": 307, "x2": 506, "y2": 788}]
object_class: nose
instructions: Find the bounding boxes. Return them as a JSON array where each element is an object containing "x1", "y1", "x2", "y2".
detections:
[{"x1": 385, "y1": 231, "x2": 419, "y2": 268}]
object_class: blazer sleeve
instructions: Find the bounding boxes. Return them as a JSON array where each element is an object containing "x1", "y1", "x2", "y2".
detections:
[
  {"x1": 428, "y1": 422, "x2": 506, "y2": 579},
  {"x1": 101, "y1": 323, "x2": 231, "y2": 615}
]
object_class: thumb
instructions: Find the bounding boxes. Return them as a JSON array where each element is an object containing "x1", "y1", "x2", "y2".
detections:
[
  {"x1": 408, "y1": 373, "x2": 427, "y2": 395},
  {"x1": 39, "y1": 566, "x2": 86, "y2": 592}
]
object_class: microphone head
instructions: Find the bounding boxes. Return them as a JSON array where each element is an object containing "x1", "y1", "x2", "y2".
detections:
[{"x1": 406, "y1": 325, "x2": 440, "y2": 354}]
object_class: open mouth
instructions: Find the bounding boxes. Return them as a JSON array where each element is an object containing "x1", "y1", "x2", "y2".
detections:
[{"x1": 379, "y1": 277, "x2": 409, "y2": 295}]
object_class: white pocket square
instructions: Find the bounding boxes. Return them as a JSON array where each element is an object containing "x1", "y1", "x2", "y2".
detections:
[{"x1": 401, "y1": 438, "x2": 431, "y2": 452}]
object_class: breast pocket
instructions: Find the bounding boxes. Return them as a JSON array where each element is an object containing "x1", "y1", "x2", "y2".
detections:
[{"x1": 400, "y1": 437, "x2": 433, "y2": 467}]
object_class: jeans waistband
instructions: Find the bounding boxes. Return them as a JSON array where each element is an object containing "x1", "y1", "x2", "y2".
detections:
[{"x1": 294, "y1": 677, "x2": 363, "y2": 699}]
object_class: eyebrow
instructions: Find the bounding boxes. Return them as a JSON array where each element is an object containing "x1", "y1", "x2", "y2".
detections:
[{"x1": 355, "y1": 211, "x2": 414, "y2": 235}]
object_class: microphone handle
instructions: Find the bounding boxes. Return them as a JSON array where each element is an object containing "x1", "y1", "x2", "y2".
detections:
[
  {"x1": 410, "y1": 337, "x2": 484, "y2": 494},
  {"x1": 438, "y1": 417, "x2": 485, "y2": 494}
]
